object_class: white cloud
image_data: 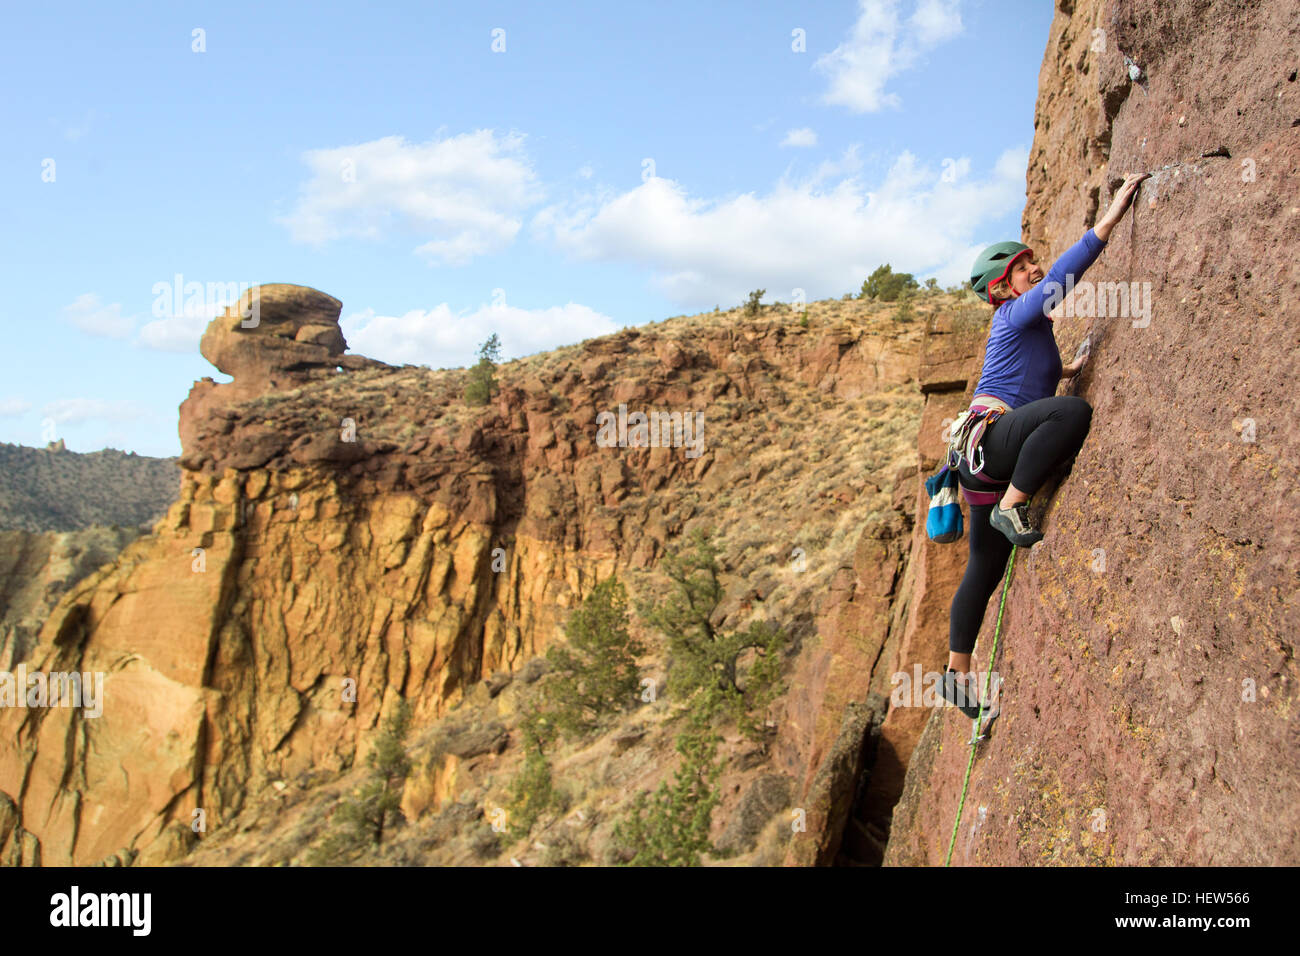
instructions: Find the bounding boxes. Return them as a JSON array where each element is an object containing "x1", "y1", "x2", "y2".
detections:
[
  {"x1": 340, "y1": 300, "x2": 620, "y2": 369},
  {"x1": 41, "y1": 398, "x2": 151, "y2": 426},
  {"x1": 801, "y1": 143, "x2": 866, "y2": 188},
  {"x1": 911, "y1": 0, "x2": 964, "y2": 46},
  {"x1": 276, "y1": 130, "x2": 544, "y2": 265},
  {"x1": 62, "y1": 294, "x2": 137, "y2": 338},
  {"x1": 137, "y1": 309, "x2": 212, "y2": 353},
  {"x1": 815, "y1": 0, "x2": 964, "y2": 113},
  {"x1": 531, "y1": 144, "x2": 1028, "y2": 308},
  {"x1": 0, "y1": 397, "x2": 32, "y2": 417},
  {"x1": 577, "y1": 164, "x2": 594, "y2": 179},
  {"x1": 781, "y1": 128, "x2": 819, "y2": 148}
]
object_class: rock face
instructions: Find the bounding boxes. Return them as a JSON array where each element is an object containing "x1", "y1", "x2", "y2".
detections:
[
  {"x1": 885, "y1": 0, "x2": 1300, "y2": 865},
  {"x1": 0, "y1": 287, "x2": 930, "y2": 865},
  {"x1": 771, "y1": 305, "x2": 989, "y2": 866}
]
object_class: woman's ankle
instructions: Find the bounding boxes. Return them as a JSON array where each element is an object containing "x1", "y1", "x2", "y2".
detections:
[{"x1": 999, "y1": 482, "x2": 1030, "y2": 509}]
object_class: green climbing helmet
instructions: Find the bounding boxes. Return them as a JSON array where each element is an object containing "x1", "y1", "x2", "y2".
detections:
[{"x1": 970, "y1": 241, "x2": 1033, "y2": 304}]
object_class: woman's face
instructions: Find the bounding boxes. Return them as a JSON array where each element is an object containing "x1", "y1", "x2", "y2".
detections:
[{"x1": 1009, "y1": 252, "x2": 1043, "y2": 295}]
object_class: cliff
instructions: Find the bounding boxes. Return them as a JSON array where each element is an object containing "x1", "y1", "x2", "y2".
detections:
[
  {"x1": 884, "y1": 0, "x2": 1300, "y2": 865},
  {"x1": 0, "y1": 283, "x2": 940, "y2": 866}
]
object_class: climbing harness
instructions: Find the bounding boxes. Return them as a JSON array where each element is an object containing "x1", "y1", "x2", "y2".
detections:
[
  {"x1": 946, "y1": 394, "x2": 1011, "y2": 480},
  {"x1": 944, "y1": 543, "x2": 1017, "y2": 867},
  {"x1": 923, "y1": 395, "x2": 1011, "y2": 539}
]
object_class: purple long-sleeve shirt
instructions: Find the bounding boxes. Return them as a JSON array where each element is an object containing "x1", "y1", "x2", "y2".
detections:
[{"x1": 972, "y1": 228, "x2": 1107, "y2": 408}]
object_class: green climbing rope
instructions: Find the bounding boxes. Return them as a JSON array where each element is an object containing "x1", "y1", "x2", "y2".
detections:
[{"x1": 944, "y1": 543, "x2": 1018, "y2": 867}]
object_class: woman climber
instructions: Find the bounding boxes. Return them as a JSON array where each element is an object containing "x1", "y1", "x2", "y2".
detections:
[{"x1": 940, "y1": 171, "x2": 1150, "y2": 718}]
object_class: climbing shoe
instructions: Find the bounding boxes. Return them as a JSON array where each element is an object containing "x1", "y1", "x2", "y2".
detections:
[
  {"x1": 989, "y1": 500, "x2": 1044, "y2": 546},
  {"x1": 941, "y1": 668, "x2": 985, "y2": 720}
]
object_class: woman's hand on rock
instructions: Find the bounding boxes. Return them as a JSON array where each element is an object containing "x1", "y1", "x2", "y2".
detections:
[{"x1": 1095, "y1": 172, "x2": 1151, "y2": 240}]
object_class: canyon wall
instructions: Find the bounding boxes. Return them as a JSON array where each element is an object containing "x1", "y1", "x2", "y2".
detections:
[{"x1": 0, "y1": 285, "x2": 930, "y2": 866}]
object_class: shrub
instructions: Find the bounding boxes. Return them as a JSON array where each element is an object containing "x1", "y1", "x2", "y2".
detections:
[
  {"x1": 540, "y1": 829, "x2": 590, "y2": 866},
  {"x1": 952, "y1": 303, "x2": 988, "y2": 336},
  {"x1": 859, "y1": 265, "x2": 920, "y2": 302},
  {"x1": 468, "y1": 826, "x2": 503, "y2": 858},
  {"x1": 610, "y1": 705, "x2": 723, "y2": 866},
  {"x1": 744, "y1": 289, "x2": 766, "y2": 316},
  {"x1": 464, "y1": 333, "x2": 502, "y2": 405},
  {"x1": 544, "y1": 577, "x2": 645, "y2": 739},
  {"x1": 894, "y1": 292, "x2": 916, "y2": 323},
  {"x1": 503, "y1": 705, "x2": 560, "y2": 839},
  {"x1": 307, "y1": 698, "x2": 413, "y2": 863}
]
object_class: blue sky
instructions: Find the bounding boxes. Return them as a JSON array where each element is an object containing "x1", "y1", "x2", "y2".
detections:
[{"x1": 0, "y1": 0, "x2": 1053, "y2": 457}]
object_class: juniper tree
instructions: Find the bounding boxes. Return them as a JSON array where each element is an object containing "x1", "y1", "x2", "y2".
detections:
[
  {"x1": 308, "y1": 698, "x2": 413, "y2": 863},
  {"x1": 545, "y1": 576, "x2": 645, "y2": 739},
  {"x1": 503, "y1": 704, "x2": 560, "y2": 839},
  {"x1": 637, "y1": 527, "x2": 785, "y2": 744},
  {"x1": 465, "y1": 333, "x2": 502, "y2": 405},
  {"x1": 859, "y1": 264, "x2": 919, "y2": 302},
  {"x1": 611, "y1": 703, "x2": 723, "y2": 866}
]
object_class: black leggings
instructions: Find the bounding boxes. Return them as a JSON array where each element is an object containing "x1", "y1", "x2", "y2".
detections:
[{"x1": 948, "y1": 395, "x2": 1093, "y2": 655}]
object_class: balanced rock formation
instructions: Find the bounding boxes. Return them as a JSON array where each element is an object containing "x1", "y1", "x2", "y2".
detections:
[
  {"x1": 200, "y1": 284, "x2": 347, "y2": 387},
  {"x1": 178, "y1": 284, "x2": 393, "y2": 469}
]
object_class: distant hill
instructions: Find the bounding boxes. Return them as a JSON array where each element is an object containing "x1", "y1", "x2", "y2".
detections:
[{"x1": 0, "y1": 441, "x2": 180, "y2": 532}]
